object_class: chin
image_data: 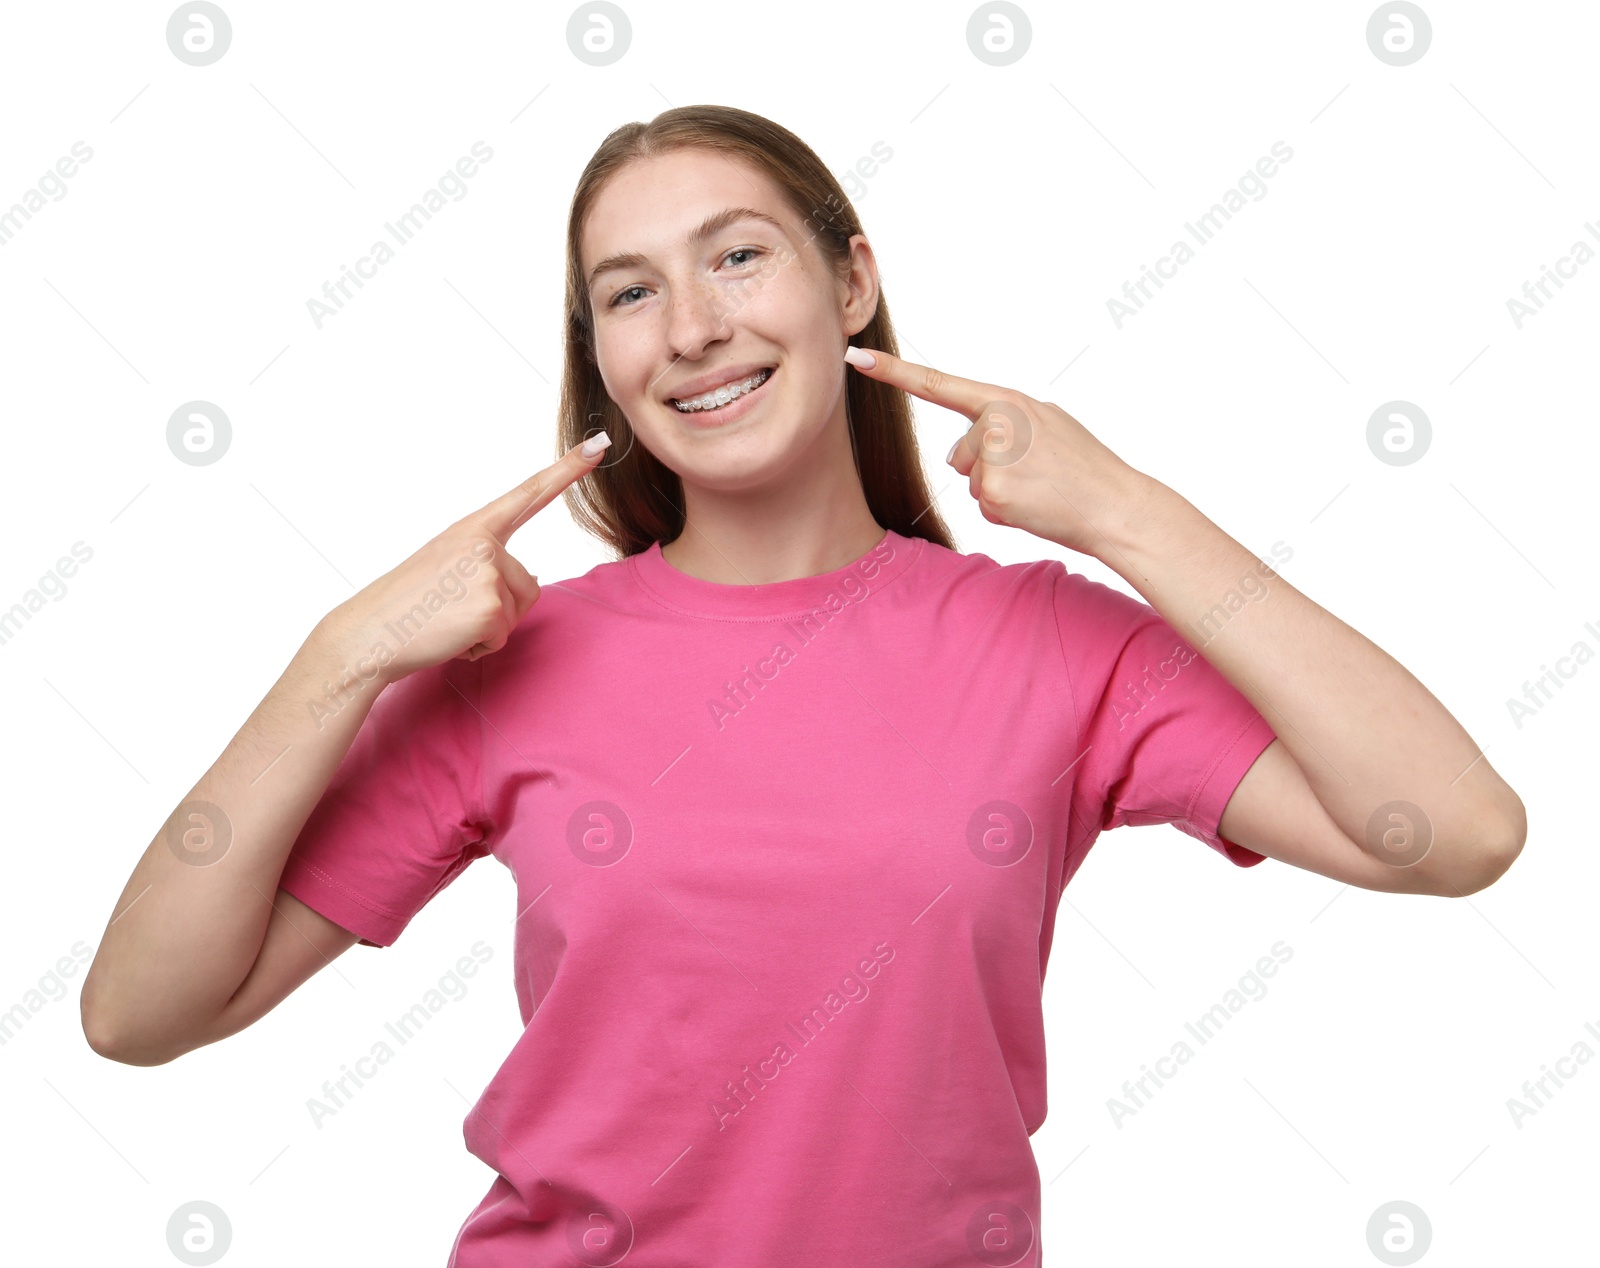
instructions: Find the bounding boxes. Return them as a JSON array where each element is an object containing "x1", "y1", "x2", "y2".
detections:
[{"x1": 676, "y1": 442, "x2": 801, "y2": 492}]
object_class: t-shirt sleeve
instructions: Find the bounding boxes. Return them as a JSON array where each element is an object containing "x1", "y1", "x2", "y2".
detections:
[
  {"x1": 1051, "y1": 562, "x2": 1277, "y2": 868},
  {"x1": 277, "y1": 655, "x2": 492, "y2": 948}
]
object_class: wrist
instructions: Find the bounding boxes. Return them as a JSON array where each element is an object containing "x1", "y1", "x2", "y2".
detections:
[
  {"x1": 1097, "y1": 476, "x2": 1250, "y2": 604},
  {"x1": 1084, "y1": 468, "x2": 1185, "y2": 571},
  {"x1": 303, "y1": 613, "x2": 395, "y2": 694}
]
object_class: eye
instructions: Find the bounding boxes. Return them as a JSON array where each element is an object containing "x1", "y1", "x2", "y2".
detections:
[{"x1": 605, "y1": 247, "x2": 767, "y2": 309}]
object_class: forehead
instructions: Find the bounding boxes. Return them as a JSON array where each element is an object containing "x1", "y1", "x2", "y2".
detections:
[{"x1": 581, "y1": 151, "x2": 795, "y2": 269}]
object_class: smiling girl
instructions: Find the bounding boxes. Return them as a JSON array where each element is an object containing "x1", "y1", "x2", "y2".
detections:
[{"x1": 84, "y1": 105, "x2": 1526, "y2": 1267}]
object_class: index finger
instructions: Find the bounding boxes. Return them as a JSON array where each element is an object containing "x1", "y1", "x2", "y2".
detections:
[
  {"x1": 471, "y1": 434, "x2": 611, "y2": 541},
  {"x1": 842, "y1": 346, "x2": 1011, "y2": 425}
]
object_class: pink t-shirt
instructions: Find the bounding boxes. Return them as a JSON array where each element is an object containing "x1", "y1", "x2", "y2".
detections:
[{"x1": 279, "y1": 527, "x2": 1276, "y2": 1266}]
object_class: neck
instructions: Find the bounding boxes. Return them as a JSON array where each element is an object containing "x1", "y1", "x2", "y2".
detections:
[{"x1": 660, "y1": 422, "x2": 884, "y2": 585}]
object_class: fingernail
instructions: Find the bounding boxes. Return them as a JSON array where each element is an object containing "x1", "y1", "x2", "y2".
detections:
[
  {"x1": 945, "y1": 438, "x2": 960, "y2": 463},
  {"x1": 843, "y1": 346, "x2": 876, "y2": 369},
  {"x1": 581, "y1": 431, "x2": 611, "y2": 458}
]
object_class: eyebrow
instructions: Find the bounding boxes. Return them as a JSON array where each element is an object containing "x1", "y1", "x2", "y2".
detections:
[{"x1": 586, "y1": 206, "x2": 789, "y2": 292}]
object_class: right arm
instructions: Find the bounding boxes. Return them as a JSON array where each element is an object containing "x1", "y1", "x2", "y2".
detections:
[
  {"x1": 80, "y1": 437, "x2": 610, "y2": 1065},
  {"x1": 80, "y1": 618, "x2": 381, "y2": 1066}
]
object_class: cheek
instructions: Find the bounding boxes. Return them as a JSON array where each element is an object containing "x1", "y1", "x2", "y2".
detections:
[
  {"x1": 594, "y1": 336, "x2": 647, "y2": 401},
  {"x1": 740, "y1": 280, "x2": 836, "y2": 353}
]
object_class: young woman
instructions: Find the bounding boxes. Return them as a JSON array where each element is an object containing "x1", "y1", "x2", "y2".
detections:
[{"x1": 82, "y1": 105, "x2": 1527, "y2": 1266}]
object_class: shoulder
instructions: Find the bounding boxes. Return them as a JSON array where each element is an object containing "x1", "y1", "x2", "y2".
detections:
[
  {"x1": 915, "y1": 533, "x2": 1068, "y2": 602},
  {"x1": 920, "y1": 537, "x2": 1160, "y2": 646},
  {"x1": 486, "y1": 548, "x2": 645, "y2": 680},
  {"x1": 523, "y1": 548, "x2": 641, "y2": 621},
  {"x1": 905, "y1": 536, "x2": 1085, "y2": 644}
]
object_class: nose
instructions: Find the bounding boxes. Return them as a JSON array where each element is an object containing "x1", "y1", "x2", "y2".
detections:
[{"x1": 664, "y1": 273, "x2": 736, "y2": 361}]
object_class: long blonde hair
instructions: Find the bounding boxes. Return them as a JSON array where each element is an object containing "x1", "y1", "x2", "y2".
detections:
[{"x1": 556, "y1": 104, "x2": 955, "y2": 559}]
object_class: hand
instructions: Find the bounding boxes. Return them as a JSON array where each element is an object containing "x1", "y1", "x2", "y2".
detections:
[
  {"x1": 844, "y1": 347, "x2": 1149, "y2": 560},
  {"x1": 320, "y1": 436, "x2": 611, "y2": 686}
]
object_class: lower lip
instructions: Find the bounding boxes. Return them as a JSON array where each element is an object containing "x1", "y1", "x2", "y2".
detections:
[{"x1": 668, "y1": 368, "x2": 777, "y2": 428}]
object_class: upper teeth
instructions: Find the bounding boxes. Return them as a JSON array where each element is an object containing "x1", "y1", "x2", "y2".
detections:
[{"x1": 671, "y1": 368, "x2": 771, "y2": 412}]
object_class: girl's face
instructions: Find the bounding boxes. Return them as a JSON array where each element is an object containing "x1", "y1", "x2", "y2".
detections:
[{"x1": 581, "y1": 150, "x2": 877, "y2": 493}]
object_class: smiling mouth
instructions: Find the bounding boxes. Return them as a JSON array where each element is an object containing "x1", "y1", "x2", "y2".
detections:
[{"x1": 668, "y1": 366, "x2": 775, "y2": 413}]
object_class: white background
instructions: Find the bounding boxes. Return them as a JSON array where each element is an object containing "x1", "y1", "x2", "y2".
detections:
[{"x1": 1, "y1": 1, "x2": 1594, "y2": 1264}]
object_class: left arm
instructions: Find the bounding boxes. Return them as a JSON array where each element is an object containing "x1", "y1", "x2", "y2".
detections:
[
  {"x1": 1089, "y1": 472, "x2": 1526, "y2": 897},
  {"x1": 841, "y1": 346, "x2": 1527, "y2": 896}
]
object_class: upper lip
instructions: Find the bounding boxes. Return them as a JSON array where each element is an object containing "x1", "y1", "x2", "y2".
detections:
[{"x1": 663, "y1": 362, "x2": 775, "y2": 403}]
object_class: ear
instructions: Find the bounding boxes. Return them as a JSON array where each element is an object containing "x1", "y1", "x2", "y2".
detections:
[{"x1": 839, "y1": 233, "x2": 881, "y2": 338}]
